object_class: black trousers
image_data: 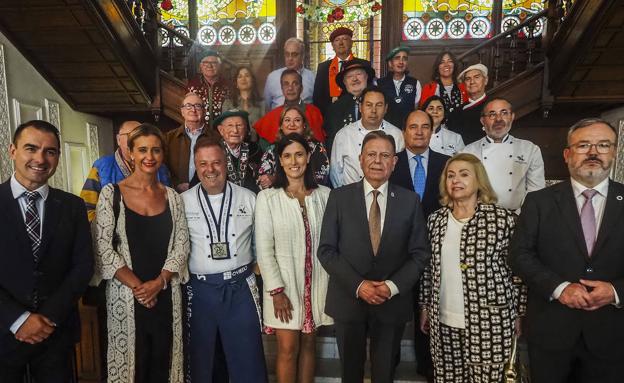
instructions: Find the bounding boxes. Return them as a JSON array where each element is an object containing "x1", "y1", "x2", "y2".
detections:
[
  {"x1": 413, "y1": 285, "x2": 433, "y2": 378},
  {"x1": 335, "y1": 318, "x2": 405, "y2": 383},
  {"x1": 0, "y1": 326, "x2": 73, "y2": 383},
  {"x1": 529, "y1": 336, "x2": 623, "y2": 383}
]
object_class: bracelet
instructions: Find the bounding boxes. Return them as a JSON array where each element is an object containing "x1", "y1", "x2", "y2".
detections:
[
  {"x1": 160, "y1": 275, "x2": 168, "y2": 290},
  {"x1": 270, "y1": 287, "x2": 284, "y2": 296}
]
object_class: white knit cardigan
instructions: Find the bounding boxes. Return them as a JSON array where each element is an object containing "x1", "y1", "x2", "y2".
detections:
[{"x1": 255, "y1": 186, "x2": 334, "y2": 330}]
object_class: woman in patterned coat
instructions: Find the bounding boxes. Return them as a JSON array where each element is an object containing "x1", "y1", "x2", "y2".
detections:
[
  {"x1": 92, "y1": 124, "x2": 189, "y2": 383},
  {"x1": 419, "y1": 153, "x2": 527, "y2": 382}
]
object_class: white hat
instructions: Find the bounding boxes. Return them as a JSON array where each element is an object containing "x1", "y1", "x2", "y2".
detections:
[{"x1": 458, "y1": 63, "x2": 488, "y2": 82}]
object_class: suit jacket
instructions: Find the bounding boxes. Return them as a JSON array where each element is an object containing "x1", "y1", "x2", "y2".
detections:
[
  {"x1": 164, "y1": 125, "x2": 219, "y2": 189},
  {"x1": 313, "y1": 59, "x2": 333, "y2": 116},
  {"x1": 318, "y1": 181, "x2": 430, "y2": 324},
  {"x1": 509, "y1": 179, "x2": 624, "y2": 356},
  {"x1": 389, "y1": 149, "x2": 450, "y2": 217},
  {"x1": 0, "y1": 181, "x2": 93, "y2": 353}
]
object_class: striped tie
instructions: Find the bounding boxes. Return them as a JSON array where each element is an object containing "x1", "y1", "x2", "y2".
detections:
[{"x1": 24, "y1": 191, "x2": 41, "y2": 261}]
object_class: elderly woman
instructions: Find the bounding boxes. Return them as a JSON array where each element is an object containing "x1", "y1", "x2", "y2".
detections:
[
  {"x1": 422, "y1": 95, "x2": 465, "y2": 156},
  {"x1": 419, "y1": 50, "x2": 468, "y2": 131},
  {"x1": 93, "y1": 124, "x2": 189, "y2": 383},
  {"x1": 419, "y1": 153, "x2": 526, "y2": 383},
  {"x1": 255, "y1": 133, "x2": 333, "y2": 383},
  {"x1": 257, "y1": 105, "x2": 330, "y2": 189},
  {"x1": 222, "y1": 66, "x2": 265, "y2": 139}
]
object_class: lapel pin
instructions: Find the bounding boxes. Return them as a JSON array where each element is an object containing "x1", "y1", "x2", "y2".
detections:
[
  {"x1": 391, "y1": 192, "x2": 395, "y2": 198},
  {"x1": 617, "y1": 196, "x2": 623, "y2": 201}
]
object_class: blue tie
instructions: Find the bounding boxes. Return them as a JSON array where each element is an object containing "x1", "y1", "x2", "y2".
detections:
[{"x1": 413, "y1": 155, "x2": 426, "y2": 199}]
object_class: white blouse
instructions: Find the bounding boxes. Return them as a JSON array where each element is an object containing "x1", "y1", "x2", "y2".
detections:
[{"x1": 439, "y1": 211, "x2": 468, "y2": 328}]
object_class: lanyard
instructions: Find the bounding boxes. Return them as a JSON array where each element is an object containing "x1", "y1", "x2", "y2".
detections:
[{"x1": 198, "y1": 183, "x2": 232, "y2": 243}]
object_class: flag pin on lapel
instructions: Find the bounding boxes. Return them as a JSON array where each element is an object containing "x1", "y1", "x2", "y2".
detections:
[{"x1": 617, "y1": 195, "x2": 623, "y2": 201}]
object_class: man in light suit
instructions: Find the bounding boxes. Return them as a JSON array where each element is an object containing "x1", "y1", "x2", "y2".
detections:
[
  {"x1": 319, "y1": 130, "x2": 430, "y2": 383},
  {"x1": 0, "y1": 120, "x2": 93, "y2": 382},
  {"x1": 509, "y1": 118, "x2": 624, "y2": 383}
]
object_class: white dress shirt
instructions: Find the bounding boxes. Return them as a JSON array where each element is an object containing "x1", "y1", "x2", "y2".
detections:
[
  {"x1": 551, "y1": 177, "x2": 619, "y2": 305},
  {"x1": 185, "y1": 124, "x2": 205, "y2": 181},
  {"x1": 358, "y1": 179, "x2": 399, "y2": 298},
  {"x1": 9, "y1": 174, "x2": 50, "y2": 333},
  {"x1": 264, "y1": 66, "x2": 316, "y2": 110},
  {"x1": 330, "y1": 120, "x2": 405, "y2": 188}
]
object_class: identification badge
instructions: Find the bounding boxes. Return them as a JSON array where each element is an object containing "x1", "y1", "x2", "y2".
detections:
[{"x1": 211, "y1": 242, "x2": 231, "y2": 260}]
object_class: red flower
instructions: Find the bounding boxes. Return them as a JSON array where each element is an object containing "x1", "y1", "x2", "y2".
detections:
[
  {"x1": 161, "y1": 0, "x2": 173, "y2": 11},
  {"x1": 327, "y1": 13, "x2": 335, "y2": 23},
  {"x1": 296, "y1": 5, "x2": 305, "y2": 14},
  {"x1": 371, "y1": 2, "x2": 382, "y2": 12},
  {"x1": 334, "y1": 7, "x2": 344, "y2": 20}
]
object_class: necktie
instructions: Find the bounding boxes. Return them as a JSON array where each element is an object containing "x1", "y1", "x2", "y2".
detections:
[
  {"x1": 354, "y1": 102, "x2": 359, "y2": 120},
  {"x1": 339, "y1": 60, "x2": 344, "y2": 72},
  {"x1": 369, "y1": 190, "x2": 381, "y2": 256},
  {"x1": 24, "y1": 191, "x2": 42, "y2": 261},
  {"x1": 580, "y1": 189, "x2": 597, "y2": 256},
  {"x1": 413, "y1": 155, "x2": 426, "y2": 199}
]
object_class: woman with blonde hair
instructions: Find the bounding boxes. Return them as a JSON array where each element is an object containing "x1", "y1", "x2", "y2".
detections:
[
  {"x1": 93, "y1": 123, "x2": 189, "y2": 383},
  {"x1": 419, "y1": 153, "x2": 526, "y2": 382}
]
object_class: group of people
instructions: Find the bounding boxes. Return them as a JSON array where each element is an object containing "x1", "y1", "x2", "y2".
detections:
[{"x1": 0, "y1": 26, "x2": 623, "y2": 383}]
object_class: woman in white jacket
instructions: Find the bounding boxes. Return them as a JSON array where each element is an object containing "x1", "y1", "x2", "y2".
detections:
[{"x1": 255, "y1": 133, "x2": 333, "y2": 383}]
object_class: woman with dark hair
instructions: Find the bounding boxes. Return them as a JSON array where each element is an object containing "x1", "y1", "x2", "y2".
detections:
[
  {"x1": 257, "y1": 105, "x2": 330, "y2": 189},
  {"x1": 419, "y1": 50, "x2": 468, "y2": 131},
  {"x1": 255, "y1": 133, "x2": 333, "y2": 383},
  {"x1": 222, "y1": 66, "x2": 265, "y2": 140},
  {"x1": 93, "y1": 123, "x2": 189, "y2": 383},
  {"x1": 422, "y1": 95, "x2": 465, "y2": 156}
]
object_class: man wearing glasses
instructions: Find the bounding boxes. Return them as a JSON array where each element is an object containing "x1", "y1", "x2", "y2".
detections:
[
  {"x1": 263, "y1": 37, "x2": 315, "y2": 110},
  {"x1": 187, "y1": 50, "x2": 230, "y2": 127},
  {"x1": 462, "y1": 97, "x2": 544, "y2": 211},
  {"x1": 510, "y1": 118, "x2": 624, "y2": 383},
  {"x1": 164, "y1": 92, "x2": 219, "y2": 192}
]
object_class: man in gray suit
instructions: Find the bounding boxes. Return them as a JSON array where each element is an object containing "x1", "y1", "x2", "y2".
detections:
[{"x1": 318, "y1": 130, "x2": 430, "y2": 383}]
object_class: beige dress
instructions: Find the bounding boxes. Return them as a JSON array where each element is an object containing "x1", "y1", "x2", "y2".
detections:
[{"x1": 92, "y1": 184, "x2": 190, "y2": 383}]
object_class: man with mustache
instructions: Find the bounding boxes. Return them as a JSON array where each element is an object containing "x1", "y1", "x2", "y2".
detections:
[
  {"x1": 462, "y1": 97, "x2": 544, "y2": 211},
  {"x1": 509, "y1": 118, "x2": 624, "y2": 383},
  {"x1": 181, "y1": 138, "x2": 267, "y2": 383},
  {"x1": 455, "y1": 63, "x2": 489, "y2": 145}
]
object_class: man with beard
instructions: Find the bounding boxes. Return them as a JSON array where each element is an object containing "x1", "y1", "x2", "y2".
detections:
[
  {"x1": 509, "y1": 118, "x2": 624, "y2": 383},
  {"x1": 462, "y1": 98, "x2": 544, "y2": 211},
  {"x1": 323, "y1": 59, "x2": 375, "y2": 154},
  {"x1": 377, "y1": 46, "x2": 422, "y2": 129}
]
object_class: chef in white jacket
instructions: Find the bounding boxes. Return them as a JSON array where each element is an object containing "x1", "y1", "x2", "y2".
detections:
[
  {"x1": 462, "y1": 97, "x2": 545, "y2": 211},
  {"x1": 181, "y1": 138, "x2": 268, "y2": 382}
]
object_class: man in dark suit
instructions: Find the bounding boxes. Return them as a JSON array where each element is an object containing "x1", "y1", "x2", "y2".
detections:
[
  {"x1": 390, "y1": 109, "x2": 450, "y2": 218},
  {"x1": 0, "y1": 120, "x2": 93, "y2": 382},
  {"x1": 389, "y1": 109, "x2": 449, "y2": 381},
  {"x1": 319, "y1": 130, "x2": 430, "y2": 383},
  {"x1": 313, "y1": 27, "x2": 371, "y2": 116},
  {"x1": 509, "y1": 117, "x2": 624, "y2": 383}
]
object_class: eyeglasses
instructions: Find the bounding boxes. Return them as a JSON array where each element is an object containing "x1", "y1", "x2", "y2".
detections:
[
  {"x1": 181, "y1": 103, "x2": 203, "y2": 110},
  {"x1": 482, "y1": 110, "x2": 511, "y2": 120},
  {"x1": 569, "y1": 141, "x2": 615, "y2": 154}
]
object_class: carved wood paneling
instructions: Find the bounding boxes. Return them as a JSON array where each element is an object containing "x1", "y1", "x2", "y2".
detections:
[{"x1": 0, "y1": 44, "x2": 12, "y2": 181}]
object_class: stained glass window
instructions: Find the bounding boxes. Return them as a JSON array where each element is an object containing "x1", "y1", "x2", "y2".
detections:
[
  {"x1": 160, "y1": 0, "x2": 277, "y2": 46},
  {"x1": 402, "y1": 0, "x2": 545, "y2": 41},
  {"x1": 297, "y1": 0, "x2": 383, "y2": 75}
]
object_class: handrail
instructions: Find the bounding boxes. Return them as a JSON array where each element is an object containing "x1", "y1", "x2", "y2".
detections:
[{"x1": 458, "y1": 8, "x2": 549, "y2": 61}]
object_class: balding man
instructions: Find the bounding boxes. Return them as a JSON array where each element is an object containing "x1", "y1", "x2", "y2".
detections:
[
  {"x1": 264, "y1": 37, "x2": 315, "y2": 110},
  {"x1": 80, "y1": 120, "x2": 171, "y2": 221},
  {"x1": 164, "y1": 92, "x2": 220, "y2": 192}
]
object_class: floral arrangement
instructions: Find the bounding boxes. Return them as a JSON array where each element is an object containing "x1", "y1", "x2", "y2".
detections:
[{"x1": 296, "y1": 1, "x2": 382, "y2": 23}]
